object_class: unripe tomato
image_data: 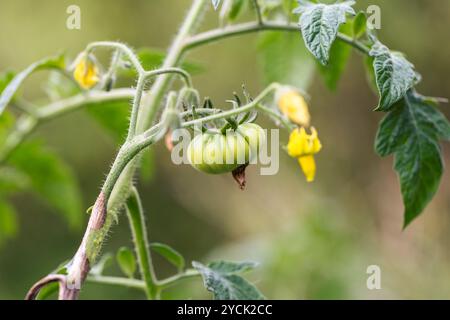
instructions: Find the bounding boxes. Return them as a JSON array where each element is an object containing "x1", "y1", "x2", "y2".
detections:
[
  {"x1": 187, "y1": 123, "x2": 265, "y2": 174},
  {"x1": 237, "y1": 123, "x2": 266, "y2": 162}
]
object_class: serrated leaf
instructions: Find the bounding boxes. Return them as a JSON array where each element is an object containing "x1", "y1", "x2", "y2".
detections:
[
  {"x1": 258, "y1": 31, "x2": 315, "y2": 90},
  {"x1": 370, "y1": 41, "x2": 418, "y2": 111},
  {"x1": 193, "y1": 260, "x2": 264, "y2": 300},
  {"x1": 353, "y1": 11, "x2": 367, "y2": 39},
  {"x1": 116, "y1": 247, "x2": 136, "y2": 278},
  {"x1": 318, "y1": 22, "x2": 352, "y2": 90},
  {"x1": 0, "y1": 55, "x2": 65, "y2": 115},
  {"x1": 0, "y1": 200, "x2": 18, "y2": 244},
  {"x1": 375, "y1": 90, "x2": 450, "y2": 227},
  {"x1": 208, "y1": 261, "x2": 258, "y2": 273},
  {"x1": 151, "y1": 242, "x2": 185, "y2": 272},
  {"x1": 294, "y1": 0, "x2": 355, "y2": 65},
  {"x1": 8, "y1": 141, "x2": 83, "y2": 228}
]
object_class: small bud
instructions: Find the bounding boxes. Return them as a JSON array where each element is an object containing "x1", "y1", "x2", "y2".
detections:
[
  {"x1": 277, "y1": 87, "x2": 311, "y2": 127},
  {"x1": 73, "y1": 52, "x2": 100, "y2": 89},
  {"x1": 165, "y1": 130, "x2": 174, "y2": 152}
]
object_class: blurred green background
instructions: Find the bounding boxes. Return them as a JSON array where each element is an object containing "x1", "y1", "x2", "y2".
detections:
[{"x1": 1, "y1": 0, "x2": 450, "y2": 299}]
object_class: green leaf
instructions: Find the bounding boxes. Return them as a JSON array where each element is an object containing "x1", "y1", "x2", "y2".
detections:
[
  {"x1": 86, "y1": 101, "x2": 130, "y2": 143},
  {"x1": 375, "y1": 90, "x2": 450, "y2": 227},
  {"x1": 35, "y1": 282, "x2": 59, "y2": 300},
  {"x1": 364, "y1": 56, "x2": 378, "y2": 93},
  {"x1": 369, "y1": 41, "x2": 419, "y2": 111},
  {"x1": 150, "y1": 242, "x2": 185, "y2": 272},
  {"x1": 0, "y1": 54, "x2": 65, "y2": 115},
  {"x1": 8, "y1": 141, "x2": 83, "y2": 228},
  {"x1": 228, "y1": 0, "x2": 245, "y2": 21},
  {"x1": 220, "y1": 0, "x2": 246, "y2": 23},
  {"x1": 294, "y1": 0, "x2": 355, "y2": 65},
  {"x1": 0, "y1": 167, "x2": 30, "y2": 194},
  {"x1": 0, "y1": 71, "x2": 15, "y2": 94},
  {"x1": 116, "y1": 247, "x2": 136, "y2": 278},
  {"x1": 0, "y1": 200, "x2": 18, "y2": 244},
  {"x1": 258, "y1": 31, "x2": 315, "y2": 90},
  {"x1": 0, "y1": 110, "x2": 15, "y2": 143},
  {"x1": 318, "y1": 22, "x2": 352, "y2": 90},
  {"x1": 353, "y1": 11, "x2": 367, "y2": 39},
  {"x1": 207, "y1": 261, "x2": 258, "y2": 273},
  {"x1": 193, "y1": 260, "x2": 264, "y2": 300}
]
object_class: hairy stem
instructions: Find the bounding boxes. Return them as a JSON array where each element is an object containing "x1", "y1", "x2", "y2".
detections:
[
  {"x1": 56, "y1": 1, "x2": 208, "y2": 298},
  {"x1": 126, "y1": 187, "x2": 158, "y2": 299},
  {"x1": 0, "y1": 89, "x2": 134, "y2": 164},
  {"x1": 86, "y1": 268, "x2": 200, "y2": 292},
  {"x1": 86, "y1": 275, "x2": 145, "y2": 290},
  {"x1": 252, "y1": 0, "x2": 263, "y2": 25},
  {"x1": 182, "y1": 83, "x2": 281, "y2": 128},
  {"x1": 184, "y1": 21, "x2": 371, "y2": 54},
  {"x1": 137, "y1": 0, "x2": 208, "y2": 132}
]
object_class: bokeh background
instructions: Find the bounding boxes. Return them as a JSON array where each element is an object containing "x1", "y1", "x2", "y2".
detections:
[{"x1": 1, "y1": 0, "x2": 450, "y2": 299}]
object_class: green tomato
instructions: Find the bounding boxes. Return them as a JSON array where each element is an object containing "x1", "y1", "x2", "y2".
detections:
[
  {"x1": 187, "y1": 123, "x2": 265, "y2": 174},
  {"x1": 237, "y1": 123, "x2": 266, "y2": 162}
]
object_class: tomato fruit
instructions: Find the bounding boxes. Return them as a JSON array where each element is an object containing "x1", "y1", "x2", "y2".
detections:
[
  {"x1": 237, "y1": 123, "x2": 266, "y2": 162},
  {"x1": 187, "y1": 123, "x2": 265, "y2": 174}
]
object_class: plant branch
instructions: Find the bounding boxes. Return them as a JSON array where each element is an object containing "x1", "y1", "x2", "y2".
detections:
[
  {"x1": 86, "y1": 41, "x2": 145, "y2": 74},
  {"x1": 137, "y1": 0, "x2": 208, "y2": 132},
  {"x1": 181, "y1": 83, "x2": 281, "y2": 128},
  {"x1": 86, "y1": 275, "x2": 145, "y2": 290},
  {"x1": 85, "y1": 268, "x2": 200, "y2": 292},
  {"x1": 184, "y1": 21, "x2": 371, "y2": 55},
  {"x1": 126, "y1": 187, "x2": 158, "y2": 299},
  {"x1": 252, "y1": 0, "x2": 263, "y2": 25},
  {"x1": 0, "y1": 89, "x2": 134, "y2": 165},
  {"x1": 158, "y1": 269, "x2": 200, "y2": 289},
  {"x1": 128, "y1": 68, "x2": 192, "y2": 139}
]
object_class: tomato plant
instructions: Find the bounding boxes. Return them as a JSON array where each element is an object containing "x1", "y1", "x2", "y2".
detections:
[{"x1": 0, "y1": 0, "x2": 448, "y2": 300}]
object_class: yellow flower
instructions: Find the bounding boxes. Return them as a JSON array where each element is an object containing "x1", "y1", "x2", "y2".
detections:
[
  {"x1": 278, "y1": 90, "x2": 310, "y2": 127},
  {"x1": 73, "y1": 54, "x2": 100, "y2": 89},
  {"x1": 287, "y1": 127, "x2": 322, "y2": 182}
]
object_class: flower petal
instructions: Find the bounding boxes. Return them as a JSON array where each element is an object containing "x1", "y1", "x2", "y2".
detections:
[{"x1": 298, "y1": 155, "x2": 316, "y2": 182}]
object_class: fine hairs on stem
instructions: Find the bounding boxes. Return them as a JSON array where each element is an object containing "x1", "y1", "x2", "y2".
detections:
[{"x1": 19, "y1": 0, "x2": 391, "y2": 300}]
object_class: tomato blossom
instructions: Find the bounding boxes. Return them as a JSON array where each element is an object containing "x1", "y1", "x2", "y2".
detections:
[
  {"x1": 73, "y1": 53, "x2": 100, "y2": 89},
  {"x1": 287, "y1": 127, "x2": 322, "y2": 182},
  {"x1": 277, "y1": 89, "x2": 310, "y2": 127}
]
